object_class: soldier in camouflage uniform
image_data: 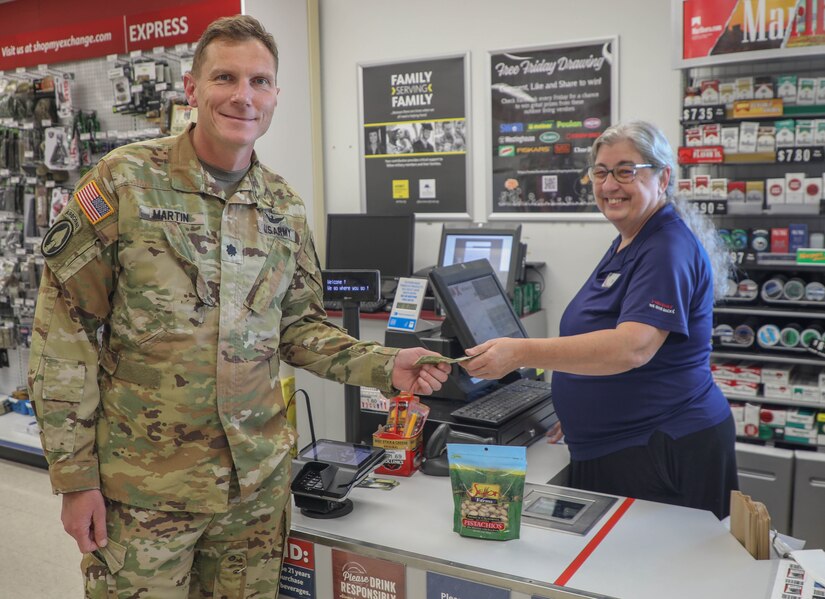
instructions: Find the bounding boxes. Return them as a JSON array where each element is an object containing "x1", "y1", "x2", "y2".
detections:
[{"x1": 27, "y1": 15, "x2": 449, "y2": 599}]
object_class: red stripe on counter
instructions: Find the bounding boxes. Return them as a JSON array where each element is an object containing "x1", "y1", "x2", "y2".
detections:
[{"x1": 553, "y1": 497, "x2": 635, "y2": 587}]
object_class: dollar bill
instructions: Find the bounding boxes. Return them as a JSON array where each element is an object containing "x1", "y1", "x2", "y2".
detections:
[{"x1": 414, "y1": 354, "x2": 476, "y2": 366}]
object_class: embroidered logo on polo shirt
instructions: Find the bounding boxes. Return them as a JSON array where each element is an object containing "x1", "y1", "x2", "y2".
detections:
[{"x1": 649, "y1": 299, "x2": 676, "y2": 315}]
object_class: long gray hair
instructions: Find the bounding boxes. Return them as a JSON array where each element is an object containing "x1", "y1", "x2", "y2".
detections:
[{"x1": 591, "y1": 121, "x2": 732, "y2": 301}]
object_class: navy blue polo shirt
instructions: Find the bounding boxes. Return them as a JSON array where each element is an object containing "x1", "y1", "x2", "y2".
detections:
[{"x1": 552, "y1": 203, "x2": 729, "y2": 461}]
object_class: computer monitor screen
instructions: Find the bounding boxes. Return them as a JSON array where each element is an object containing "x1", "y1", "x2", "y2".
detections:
[
  {"x1": 438, "y1": 225, "x2": 522, "y2": 295},
  {"x1": 429, "y1": 259, "x2": 527, "y2": 351},
  {"x1": 325, "y1": 214, "x2": 415, "y2": 282}
]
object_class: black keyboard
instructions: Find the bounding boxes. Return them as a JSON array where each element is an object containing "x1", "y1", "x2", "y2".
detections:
[
  {"x1": 450, "y1": 379, "x2": 553, "y2": 426},
  {"x1": 323, "y1": 298, "x2": 387, "y2": 313}
]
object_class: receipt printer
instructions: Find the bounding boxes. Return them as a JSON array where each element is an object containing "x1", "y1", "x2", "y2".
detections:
[{"x1": 290, "y1": 439, "x2": 387, "y2": 518}]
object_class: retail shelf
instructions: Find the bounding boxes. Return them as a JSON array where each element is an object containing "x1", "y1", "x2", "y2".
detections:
[
  {"x1": 711, "y1": 350, "x2": 825, "y2": 367},
  {"x1": 736, "y1": 436, "x2": 823, "y2": 452},
  {"x1": 724, "y1": 392, "x2": 825, "y2": 410},
  {"x1": 0, "y1": 411, "x2": 46, "y2": 468},
  {"x1": 714, "y1": 306, "x2": 825, "y2": 319}
]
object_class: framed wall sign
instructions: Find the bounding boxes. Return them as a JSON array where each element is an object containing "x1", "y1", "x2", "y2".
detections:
[
  {"x1": 359, "y1": 53, "x2": 470, "y2": 219},
  {"x1": 488, "y1": 38, "x2": 618, "y2": 219}
]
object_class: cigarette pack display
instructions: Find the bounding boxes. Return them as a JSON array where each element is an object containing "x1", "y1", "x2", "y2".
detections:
[
  {"x1": 786, "y1": 406, "x2": 817, "y2": 425},
  {"x1": 784, "y1": 173, "x2": 806, "y2": 203},
  {"x1": 738, "y1": 121, "x2": 758, "y2": 153},
  {"x1": 700, "y1": 79, "x2": 720, "y2": 105},
  {"x1": 721, "y1": 126, "x2": 739, "y2": 153},
  {"x1": 760, "y1": 407, "x2": 787, "y2": 427},
  {"x1": 797, "y1": 77, "x2": 816, "y2": 105},
  {"x1": 702, "y1": 123, "x2": 721, "y2": 146},
  {"x1": 710, "y1": 178, "x2": 728, "y2": 199},
  {"x1": 774, "y1": 119, "x2": 796, "y2": 147},
  {"x1": 795, "y1": 119, "x2": 814, "y2": 146},
  {"x1": 761, "y1": 365, "x2": 794, "y2": 385},
  {"x1": 720, "y1": 81, "x2": 736, "y2": 106},
  {"x1": 711, "y1": 361, "x2": 762, "y2": 383},
  {"x1": 676, "y1": 179, "x2": 693, "y2": 200},
  {"x1": 766, "y1": 178, "x2": 786, "y2": 205},
  {"x1": 735, "y1": 76, "x2": 754, "y2": 100},
  {"x1": 716, "y1": 378, "x2": 759, "y2": 397},
  {"x1": 819, "y1": 413, "x2": 825, "y2": 446},
  {"x1": 789, "y1": 223, "x2": 809, "y2": 251},
  {"x1": 764, "y1": 381, "x2": 792, "y2": 399},
  {"x1": 754, "y1": 76, "x2": 774, "y2": 99},
  {"x1": 817, "y1": 78, "x2": 825, "y2": 104},
  {"x1": 727, "y1": 181, "x2": 746, "y2": 202},
  {"x1": 776, "y1": 75, "x2": 798, "y2": 104},
  {"x1": 771, "y1": 228, "x2": 789, "y2": 253},
  {"x1": 693, "y1": 175, "x2": 710, "y2": 197},
  {"x1": 745, "y1": 180, "x2": 764, "y2": 205},
  {"x1": 815, "y1": 120, "x2": 825, "y2": 145},
  {"x1": 803, "y1": 178, "x2": 822, "y2": 205},
  {"x1": 684, "y1": 86, "x2": 701, "y2": 106},
  {"x1": 685, "y1": 127, "x2": 703, "y2": 147},
  {"x1": 756, "y1": 124, "x2": 775, "y2": 152}
]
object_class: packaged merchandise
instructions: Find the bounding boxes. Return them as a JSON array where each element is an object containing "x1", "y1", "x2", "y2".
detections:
[
  {"x1": 766, "y1": 178, "x2": 785, "y2": 206},
  {"x1": 755, "y1": 124, "x2": 775, "y2": 152},
  {"x1": 803, "y1": 178, "x2": 822, "y2": 205},
  {"x1": 685, "y1": 126, "x2": 703, "y2": 147},
  {"x1": 816, "y1": 77, "x2": 825, "y2": 105},
  {"x1": 720, "y1": 81, "x2": 736, "y2": 106},
  {"x1": 754, "y1": 76, "x2": 774, "y2": 99},
  {"x1": 721, "y1": 126, "x2": 739, "y2": 153},
  {"x1": 784, "y1": 173, "x2": 806, "y2": 203},
  {"x1": 818, "y1": 413, "x2": 825, "y2": 446},
  {"x1": 710, "y1": 178, "x2": 728, "y2": 199},
  {"x1": 774, "y1": 119, "x2": 796, "y2": 147},
  {"x1": 448, "y1": 444, "x2": 526, "y2": 541},
  {"x1": 711, "y1": 361, "x2": 762, "y2": 383},
  {"x1": 776, "y1": 75, "x2": 798, "y2": 104},
  {"x1": 815, "y1": 120, "x2": 825, "y2": 145},
  {"x1": 702, "y1": 123, "x2": 721, "y2": 146},
  {"x1": 700, "y1": 79, "x2": 720, "y2": 105},
  {"x1": 735, "y1": 77, "x2": 754, "y2": 100},
  {"x1": 676, "y1": 179, "x2": 693, "y2": 200},
  {"x1": 764, "y1": 381, "x2": 792, "y2": 399},
  {"x1": 770, "y1": 228, "x2": 790, "y2": 253},
  {"x1": 683, "y1": 86, "x2": 701, "y2": 107},
  {"x1": 761, "y1": 365, "x2": 794, "y2": 385},
  {"x1": 715, "y1": 378, "x2": 759, "y2": 397},
  {"x1": 738, "y1": 121, "x2": 759, "y2": 153},
  {"x1": 727, "y1": 181, "x2": 746, "y2": 202},
  {"x1": 797, "y1": 77, "x2": 816, "y2": 105},
  {"x1": 745, "y1": 180, "x2": 765, "y2": 206},
  {"x1": 795, "y1": 119, "x2": 814, "y2": 146},
  {"x1": 759, "y1": 407, "x2": 787, "y2": 427},
  {"x1": 693, "y1": 174, "x2": 710, "y2": 197}
]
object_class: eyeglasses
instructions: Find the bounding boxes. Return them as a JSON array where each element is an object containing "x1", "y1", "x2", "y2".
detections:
[{"x1": 588, "y1": 163, "x2": 655, "y2": 184}]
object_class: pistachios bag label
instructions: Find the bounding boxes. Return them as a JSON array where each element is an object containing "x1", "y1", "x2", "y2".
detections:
[{"x1": 447, "y1": 444, "x2": 527, "y2": 541}]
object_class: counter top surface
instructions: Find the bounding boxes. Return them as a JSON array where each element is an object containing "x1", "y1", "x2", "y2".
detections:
[{"x1": 292, "y1": 443, "x2": 776, "y2": 598}]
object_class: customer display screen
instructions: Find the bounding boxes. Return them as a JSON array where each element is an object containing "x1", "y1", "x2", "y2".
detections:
[
  {"x1": 447, "y1": 274, "x2": 524, "y2": 344},
  {"x1": 299, "y1": 440, "x2": 378, "y2": 469}
]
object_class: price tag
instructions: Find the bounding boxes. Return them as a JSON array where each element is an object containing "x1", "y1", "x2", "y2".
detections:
[
  {"x1": 152, "y1": 46, "x2": 164, "y2": 55},
  {"x1": 155, "y1": 82, "x2": 168, "y2": 91},
  {"x1": 130, "y1": 49, "x2": 142, "y2": 58},
  {"x1": 681, "y1": 105, "x2": 725, "y2": 123},
  {"x1": 41, "y1": 119, "x2": 52, "y2": 127},
  {"x1": 13, "y1": 298, "x2": 23, "y2": 306},
  {"x1": 26, "y1": 177, "x2": 36, "y2": 184},
  {"x1": 130, "y1": 84, "x2": 142, "y2": 93},
  {"x1": 45, "y1": 180, "x2": 55, "y2": 188},
  {"x1": 21, "y1": 122, "x2": 34, "y2": 130},
  {"x1": 25, "y1": 299, "x2": 35, "y2": 307},
  {"x1": 0, "y1": 169, "x2": 8, "y2": 176},
  {"x1": 175, "y1": 43, "x2": 189, "y2": 53},
  {"x1": 37, "y1": 63, "x2": 48, "y2": 73},
  {"x1": 174, "y1": 81, "x2": 184, "y2": 91},
  {"x1": 9, "y1": 177, "x2": 19, "y2": 184},
  {"x1": 15, "y1": 66, "x2": 25, "y2": 74},
  {"x1": 79, "y1": 132, "x2": 91, "y2": 141},
  {"x1": 689, "y1": 199, "x2": 727, "y2": 215},
  {"x1": 108, "y1": 67, "x2": 125, "y2": 79},
  {"x1": 16, "y1": 248, "x2": 27, "y2": 256},
  {"x1": 106, "y1": 53, "x2": 119, "y2": 63},
  {"x1": 23, "y1": 151, "x2": 34, "y2": 159},
  {"x1": 776, "y1": 147, "x2": 824, "y2": 163},
  {"x1": 107, "y1": 130, "x2": 118, "y2": 138}
]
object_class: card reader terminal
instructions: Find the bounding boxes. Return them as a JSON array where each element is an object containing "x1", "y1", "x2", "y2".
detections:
[{"x1": 291, "y1": 439, "x2": 387, "y2": 518}]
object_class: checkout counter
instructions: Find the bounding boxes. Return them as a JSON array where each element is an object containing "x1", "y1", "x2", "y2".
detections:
[{"x1": 284, "y1": 442, "x2": 777, "y2": 598}]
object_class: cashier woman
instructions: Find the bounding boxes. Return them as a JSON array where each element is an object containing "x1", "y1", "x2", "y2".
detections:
[{"x1": 462, "y1": 121, "x2": 738, "y2": 519}]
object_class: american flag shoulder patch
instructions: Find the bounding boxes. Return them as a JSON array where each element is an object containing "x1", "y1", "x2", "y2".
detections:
[{"x1": 75, "y1": 180, "x2": 114, "y2": 224}]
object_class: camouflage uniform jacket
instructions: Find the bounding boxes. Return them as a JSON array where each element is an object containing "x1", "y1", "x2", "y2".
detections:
[{"x1": 28, "y1": 128, "x2": 399, "y2": 512}]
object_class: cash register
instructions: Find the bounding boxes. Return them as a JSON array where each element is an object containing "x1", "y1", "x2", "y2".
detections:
[{"x1": 382, "y1": 259, "x2": 557, "y2": 446}]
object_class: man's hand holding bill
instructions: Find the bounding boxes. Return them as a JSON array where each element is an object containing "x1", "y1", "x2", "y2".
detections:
[{"x1": 392, "y1": 348, "x2": 451, "y2": 395}]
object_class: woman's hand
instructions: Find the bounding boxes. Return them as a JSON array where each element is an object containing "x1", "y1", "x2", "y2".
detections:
[
  {"x1": 546, "y1": 421, "x2": 564, "y2": 444},
  {"x1": 460, "y1": 337, "x2": 524, "y2": 380}
]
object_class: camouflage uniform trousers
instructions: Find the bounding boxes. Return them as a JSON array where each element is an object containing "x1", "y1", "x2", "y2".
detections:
[{"x1": 82, "y1": 457, "x2": 291, "y2": 599}]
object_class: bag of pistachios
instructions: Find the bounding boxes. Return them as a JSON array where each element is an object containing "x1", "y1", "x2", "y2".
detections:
[{"x1": 447, "y1": 443, "x2": 527, "y2": 541}]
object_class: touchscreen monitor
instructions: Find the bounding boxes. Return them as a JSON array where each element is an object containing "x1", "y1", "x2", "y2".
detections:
[{"x1": 429, "y1": 259, "x2": 527, "y2": 351}]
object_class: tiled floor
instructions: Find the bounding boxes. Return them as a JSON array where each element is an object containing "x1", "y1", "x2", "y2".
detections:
[{"x1": 0, "y1": 459, "x2": 82, "y2": 598}]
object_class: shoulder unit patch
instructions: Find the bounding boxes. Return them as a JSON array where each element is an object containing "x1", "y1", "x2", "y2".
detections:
[
  {"x1": 75, "y1": 180, "x2": 114, "y2": 224},
  {"x1": 41, "y1": 219, "x2": 74, "y2": 257}
]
